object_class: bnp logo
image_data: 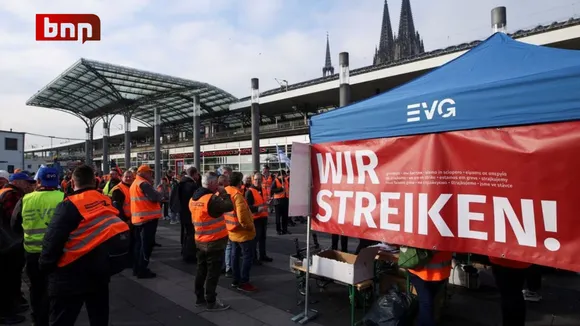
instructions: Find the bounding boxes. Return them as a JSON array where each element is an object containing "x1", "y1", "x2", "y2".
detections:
[{"x1": 35, "y1": 14, "x2": 101, "y2": 44}]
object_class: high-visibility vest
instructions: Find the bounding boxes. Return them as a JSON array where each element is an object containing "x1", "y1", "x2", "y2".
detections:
[
  {"x1": 102, "y1": 180, "x2": 114, "y2": 196},
  {"x1": 284, "y1": 176, "x2": 290, "y2": 198},
  {"x1": 189, "y1": 194, "x2": 228, "y2": 243},
  {"x1": 273, "y1": 178, "x2": 286, "y2": 199},
  {"x1": 408, "y1": 251, "x2": 453, "y2": 282},
  {"x1": 262, "y1": 175, "x2": 272, "y2": 201},
  {"x1": 21, "y1": 190, "x2": 64, "y2": 253},
  {"x1": 0, "y1": 187, "x2": 13, "y2": 198},
  {"x1": 489, "y1": 256, "x2": 532, "y2": 269},
  {"x1": 223, "y1": 186, "x2": 243, "y2": 232},
  {"x1": 248, "y1": 187, "x2": 268, "y2": 219},
  {"x1": 58, "y1": 190, "x2": 129, "y2": 267},
  {"x1": 129, "y1": 176, "x2": 162, "y2": 225},
  {"x1": 111, "y1": 182, "x2": 131, "y2": 220}
]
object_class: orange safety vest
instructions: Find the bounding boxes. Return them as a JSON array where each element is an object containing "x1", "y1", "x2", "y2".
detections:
[
  {"x1": 273, "y1": 178, "x2": 286, "y2": 199},
  {"x1": 262, "y1": 175, "x2": 272, "y2": 201},
  {"x1": 111, "y1": 182, "x2": 131, "y2": 221},
  {"x1": 489, "y1": 256, "x2": 532, "y2": 269},
  {"x1": 248, "y1": 187, "x2": 268, "y2": 219},
  {"x1": 189, "y1": 194, "x2": 228, "y2": 243},
  {"x1": 408, "y1": 251, "x2": 453, "y2": 282},
  {"x1": 0, "y1": 187, "x2": 12, "y2": 197},
  {"x1": 129, "y1": 175, "x2": 162, "y2": 225},
  {"x1": 58, "y1": 190, "x2": 129, "y2": 267},
  {"x1": 284, "y1": 176, "x2": 290, "y2": 198},
  {"x1": 224, "y1": 186, "x2": 244, "y2": 231}
]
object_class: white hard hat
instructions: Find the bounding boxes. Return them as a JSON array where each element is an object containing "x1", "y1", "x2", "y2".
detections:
[{"x1": 0, "y1": 170, "x2": 9, "y2": 181}]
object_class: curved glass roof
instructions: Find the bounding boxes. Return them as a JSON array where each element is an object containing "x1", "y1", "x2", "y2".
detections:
[{"x1": 26, "y1": 59, "x2": 239, "y2": 130}]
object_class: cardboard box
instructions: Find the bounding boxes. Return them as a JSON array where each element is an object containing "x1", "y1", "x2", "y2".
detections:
[{"x1": 309, "y1": 247, "x2": 379, "y2": 285}]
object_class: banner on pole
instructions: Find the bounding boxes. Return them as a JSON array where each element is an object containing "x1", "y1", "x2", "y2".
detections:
[
  {"x1": 289, "y1": 142, "x2": 311, "y2": 217},
  {"x1": 310, "y1": 121, "x2": 580, "y2": 272}
]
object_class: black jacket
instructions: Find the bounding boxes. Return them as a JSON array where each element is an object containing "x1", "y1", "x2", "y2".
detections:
[
  {"x1": 176, "y1": 176, "x2": 198, "y2": 225},
  {"x1": 39, "y1": 188, "x2": 115, "y2": 296}
]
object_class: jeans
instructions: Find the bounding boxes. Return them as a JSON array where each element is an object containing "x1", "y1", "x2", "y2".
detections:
[
  {"x1": 133, "y1": 219, "x2": 158, "y2": 275},
  {"x1": 525, "y1": 264, "x2": 542, "y2": 292},
  {"x1": 224, "y1": 240, "x2": 232, "y2": 272},
  {"x1": 231, "y1": 240, "x2": 254, "y2": 284},
  {"x1": 331, "y1": 234, "x2": 348, "y2": 252},
  {"x1": 491, "y1": 264, "x2": 526, "y2": 326},
  {"x1": 195, "y1": 240, "x2": 227, "y2": 304},
  {"x1": 409, "y1": 273, "x2": 446, "y2": 326},
  {"x1": 274, "y1": 198, "x2": 289, "y2": 233},
  {"x1": 254, "y1": 218, "x2": 267, "y2": 259},
  {"x1": 26, "y1": 253, "x2": 49, "y2": 326},
  {"x1": 49, "y1": 287, "x2": 109, "y2": 326}
]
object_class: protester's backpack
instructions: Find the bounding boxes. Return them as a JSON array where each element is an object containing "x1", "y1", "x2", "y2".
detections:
[
  {"x1": 397, "y1": 246, "x2": 434, "y2": 269},
  {"x1": 107, "y1": 229, "x2": 131, "y2": 276},
  {"x1": 0, "y1": 190, "x2": 21, "y2": 254}
]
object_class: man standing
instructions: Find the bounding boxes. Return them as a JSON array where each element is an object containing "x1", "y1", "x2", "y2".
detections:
[
  {"x1": 189, "y1": 172, "x2": 233, "y2": 311},
  {"x1": 101, "y1": 170, "x2": 121, "y2": 196},
  {"x1": 271, "y1": 170, "x2": 290, "y2": 235},
  {"x1": 39, "y1": 165, "x2": 129, "y2": 326},
  {"x1": 245, "y1": 172, "x2": 273, "y2": 264},
  {"x1": 111, "y1": 170, "x2": 135, "y2": 265},
  {"x1": 174, "y1": 166, "x2": 199, "y2": 263},
  {"x1": 130, "y1": 165, "x2": 163, "y2": 278},
  {"x1": 11, "y1": 167, "x2": 63, "y2": 326},
  {"x1": 0, "y1": 172, "x2": 35, "y2": 325},
  {"x1": 261, "y1": 165, "x2": 273, "y2": 213},
  {"x1": 224, "y1": 172, "x2": 257, "y2": 292}
]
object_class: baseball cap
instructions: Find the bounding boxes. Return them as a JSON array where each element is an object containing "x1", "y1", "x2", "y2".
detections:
[
  {"x1": 36, "y1": 167, "x2": 59, "y2": 188},
  {"x1": 137, "y1": 165, "x2": 153, "y2": 173},
  {"x1": 0, "y1": 170, "x2": 9, "y2": 181},
  {"x1": 9, "y1": 172, "x2": 35, "y2": 183}
]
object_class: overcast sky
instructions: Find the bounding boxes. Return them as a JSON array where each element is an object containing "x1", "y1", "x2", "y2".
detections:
[{"x1": 1, "y1": 0, "x2": 579, "y2": 149}]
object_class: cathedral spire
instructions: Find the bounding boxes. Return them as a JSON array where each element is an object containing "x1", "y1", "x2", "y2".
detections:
[
  {"x1": 396, "y1": 0, "x2": 422, "y2": 58},
  {"x1": 374, "y1": 0, "x2": 394, "y2": 65},
  {"x1": 322, "y1": 32, "x2": 334, "y2": 77}
]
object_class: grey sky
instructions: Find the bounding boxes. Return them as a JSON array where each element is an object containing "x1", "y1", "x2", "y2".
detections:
[{"x1": 0, "y1": 0, "x2": 578, "y2": 148}]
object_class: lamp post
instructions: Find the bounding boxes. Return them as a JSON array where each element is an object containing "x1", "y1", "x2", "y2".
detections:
[
  {"x1": 193, "y1": 95, "x2": 201, "y2": 171},
  {"x1": 491, "y1": 7, "x2": 507, "y2": 34},
  {"x1": 251, "y1": 78, "x2": 260, "y2": 172}
]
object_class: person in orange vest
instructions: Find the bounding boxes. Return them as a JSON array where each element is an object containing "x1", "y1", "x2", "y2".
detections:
[
  {"x1": 39, "y1": 164, "x2": 129, "y2": 326},
  {"x1": 488, "y1": 256, "x2": 531, "y2": 326},
  {"x1": 189, "y1": 171, "x2": 234, "y2": 311},
  {"x1": 111, "y1": 170, "x2": 135, "y2": 269},
  {"x1": 245, "y1": 172, "x2": 273, "y2": 264},
  {"x1": 130, "y1": 165, "x2": 163, "y2": 279},
  {"x1": 407, "y1": 250, "x2": 453, "y2": 326},
  {"x1": 271, "y1": 170, "x2": 289, "y2": 235},
  {"x1": 261, "y1": 165, "x2": 273, "y2": 213},
  {"x1": 224, "y1": 172, "x2": 257, "y2": 292}
]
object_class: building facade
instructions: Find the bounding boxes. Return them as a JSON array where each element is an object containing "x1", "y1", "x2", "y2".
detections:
[{"x1": 0, "y1": 130, "x2": 25, "y2": 172}]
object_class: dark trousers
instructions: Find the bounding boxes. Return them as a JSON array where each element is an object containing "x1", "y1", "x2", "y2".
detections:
[
  {"x1": 195, "y1": 246, "x2": 225, "y2": 304},
  {"x1": 254, "y1": 218, "x2": 267, "y2": 259},
  {"x1": 526, "y1": 264, "x2": 542, "y2": 292},
  {"x1": 0, "y1": 247, "x2": 24, "y2": 317},
  {"x1": 231, "y1": 240, "x2": 253, "y2": 284},
  {"x1": 274, "y1": 198, "x2": 289, "y2": 233},
  {"x1": 491, "y1": 264, "x2": 526, "y2": 326},
  {"x1": 409, "y1": 273, "x2": 446, "y2": 326},
  {"x1": 49, "y1": 287, "x2": 109, "y2": 326},
  {"x1": 133, "y1": 219, "x2": 158, "y2": 275},
  {"x1": 26, "y1": 253, "x2": 49, "y2": 326},
  {"x1": 331, "y1": 234, "x2": 348, "y2": 252},
  {"x1": 162, "y1": 203, "x2": 169, "y2": 217}
]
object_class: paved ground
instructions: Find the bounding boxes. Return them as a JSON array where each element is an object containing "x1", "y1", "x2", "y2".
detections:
[{"x1": 21, "y1": 216, "x2": 580, "y2": 325}]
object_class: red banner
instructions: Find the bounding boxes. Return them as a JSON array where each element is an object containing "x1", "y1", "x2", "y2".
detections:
[{"x1": 311, "y1": 121, "x2": 580, "y2": 272}]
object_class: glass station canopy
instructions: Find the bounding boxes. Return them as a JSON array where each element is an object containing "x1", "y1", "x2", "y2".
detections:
[{"x1": 26, "y1": 59, "x2": 240, "y2": 130}]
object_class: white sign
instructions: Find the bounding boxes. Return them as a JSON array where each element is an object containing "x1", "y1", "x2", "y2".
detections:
[{"x1": 288, "y1": 142, "x2": 311, "y2": 217}]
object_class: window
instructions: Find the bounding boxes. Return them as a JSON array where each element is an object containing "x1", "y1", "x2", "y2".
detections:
[
  {"x1": 27, "y1": 165, "x2": 31, "y2": 169},
  {"x1": 5, "y1": 137, "x2": 18, "y2": 151},
  {"x1": 7, "y1": 165, "x2": 14, "y2": 173}
]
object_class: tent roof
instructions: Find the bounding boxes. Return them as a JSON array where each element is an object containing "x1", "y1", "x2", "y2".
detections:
[
  {"x1": 310, "y1": 33, "x2": 580, "y2": 144},
  {"x1": 26, "y1": 59, "x2": 239, "y2": 131}
]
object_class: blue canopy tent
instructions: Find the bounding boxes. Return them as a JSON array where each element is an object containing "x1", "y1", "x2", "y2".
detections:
[{"x1": 309, "y1": 33, "x2": 580, "y2": 144}]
